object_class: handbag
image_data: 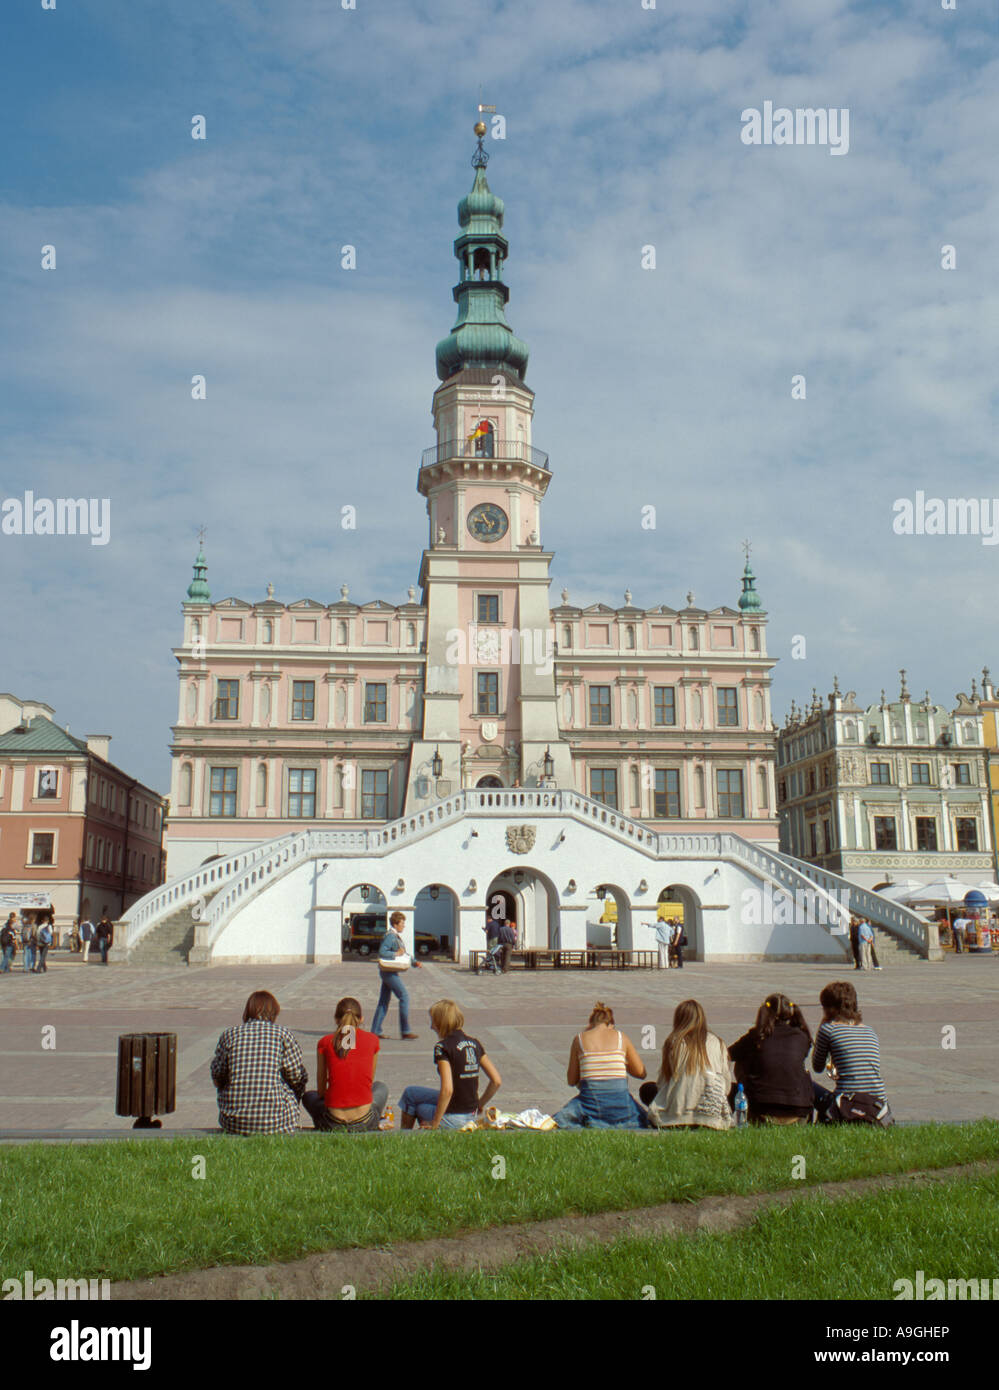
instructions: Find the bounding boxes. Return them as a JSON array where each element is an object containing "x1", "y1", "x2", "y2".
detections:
[{"x1": 380, "y1": 952, "x2": 411, "y2": 973}]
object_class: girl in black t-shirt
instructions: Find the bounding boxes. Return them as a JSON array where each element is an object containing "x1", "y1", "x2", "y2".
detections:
[
  {"x1": 728, "y1": 992, "x2": 813, "y2": 1123},
  {"x1": 399, "y1": 999, "x2": 501, "y2": 1130}
]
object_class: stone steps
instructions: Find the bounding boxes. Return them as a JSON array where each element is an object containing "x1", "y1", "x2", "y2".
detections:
[{"x1": 127, "y1": 892, "x2": 220, "y2": 966}]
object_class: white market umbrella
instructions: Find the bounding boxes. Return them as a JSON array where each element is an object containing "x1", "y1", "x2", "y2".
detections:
[
  {"x1": 873, "y1": 880, "x2": 924, "y2": 903},
  {"x1": 899, "y1": 879, "x2": 976, "y2": 907}
]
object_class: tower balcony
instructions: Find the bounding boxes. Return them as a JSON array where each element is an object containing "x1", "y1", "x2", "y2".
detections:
[{"x1": 419, "y1": 439, "x2": 551, "y2": 475}]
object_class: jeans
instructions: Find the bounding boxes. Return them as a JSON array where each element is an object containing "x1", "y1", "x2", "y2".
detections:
[
  {"x1": 553, "y1": 1079, "x2": 648, "y2": 1130},
  {"x1": 99, "y1": 938, "x2": 110, "y2": 964},
  {"x1": 23, "y1": 945, "x2": 36, "y2": 973},
  {"x1": 0, "y1": 945, "x2": 14, "y2": 972},
  {"x1": 36, "y1": 945, "x2": 50, "y2": 973},
  {"x1": 398, "y1": 1084, "x2": 476, "y2": 1129},
  {"x1": 371, "y1": 970, "x2": 410, "y2": 1036},
  {"x1": 303, "y1": 1080, "x2": 389, "y2": 1132}
]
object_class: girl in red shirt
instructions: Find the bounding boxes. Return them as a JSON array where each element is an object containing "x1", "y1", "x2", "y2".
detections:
[{"x1": 303, "y1": 996, "x2": 389, "y2": 1132}]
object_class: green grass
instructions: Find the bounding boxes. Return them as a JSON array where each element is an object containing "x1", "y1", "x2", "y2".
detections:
[
  {"x1": 0, "y1": 1121, "x2": 995, "y2": 1284},
  {"x1": 374, "y1": 1170, "x2": 999, "y2": 1301}
]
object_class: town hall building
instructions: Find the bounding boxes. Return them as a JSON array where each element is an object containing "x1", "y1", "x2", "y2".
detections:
[{"x1": 122, "y1": 129, "x2": 936, "y2": 967}]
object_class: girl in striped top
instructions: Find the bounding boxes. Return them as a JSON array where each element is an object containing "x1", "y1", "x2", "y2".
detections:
[
  {"x1": 811, "y1": 980, "x2": 888, "y2": 1120},
  {"x1": 553, "y1": 1002, "x2": 648, "y2": 1129}
]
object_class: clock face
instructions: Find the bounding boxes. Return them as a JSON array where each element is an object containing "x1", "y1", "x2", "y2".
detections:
[{"x1": 467, "y1": 503, "x2": 508, "y2": 543}]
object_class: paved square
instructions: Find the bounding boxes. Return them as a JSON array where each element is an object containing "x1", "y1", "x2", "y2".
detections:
[{"x1": 1, "y1": 954, "x2": 996, "y2": 1132}]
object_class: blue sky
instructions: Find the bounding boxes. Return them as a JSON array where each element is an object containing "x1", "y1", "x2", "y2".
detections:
[{"x1": 1, "y1": 0, "x2": 995, "y2": 791}]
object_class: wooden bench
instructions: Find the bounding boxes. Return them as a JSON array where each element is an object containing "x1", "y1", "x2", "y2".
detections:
[{"x1": 470, "y1": 948, "x2": 662, "y2": 972}]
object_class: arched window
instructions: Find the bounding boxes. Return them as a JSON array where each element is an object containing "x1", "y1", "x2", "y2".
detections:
[
  {"x1": 563, "y1": 625, "x2": 571, "y2": 647},
  {"x1": 407, "y1": 623, "x2": 416, "y2": 646},
  {"x1": 689, "y1": 627, "x2": 699, "y2": 651},
  {"x1": 694, "y1": 766, "x2": 705, "y2": 809},
  {"x1": 750, "y1": 627, "x2": 760, "y2": 651},
  {"x1": 256, "y1": 763, "x2": 267, "y2": 806},
  {"x1": 263, "y1": 619, "x2": 273, "y2": 643},
  {"x1": 472, "y1": 420, "x2": 494, "y2": 458},
  {"x1": 757, "y1": 765, "x2": 768, "y2": 810},
  {"x1": 625, "y1": 624, "x2": 635, "y2": 649},
  {"x1": 179, "y1": 762, "x2": 192, "y2": 807},
  {"x1": 337, "y1": 620, "x2": 348, "y2": 644}
]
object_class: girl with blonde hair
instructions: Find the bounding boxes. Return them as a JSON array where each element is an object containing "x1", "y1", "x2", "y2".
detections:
[
  {"x1": 399, "y1": 999, "x2": 501, "y2": 1130},
  {"x1": 642, "y1": 999, "x2": 734, "y2": 1130}
]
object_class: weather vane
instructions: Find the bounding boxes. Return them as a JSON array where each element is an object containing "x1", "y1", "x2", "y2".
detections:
[
  {"x1": 742, "y1": 538, "x2": 752, "y2": 562},
  {"x1": 197, "y1": 524, "x2": 207, "y2": 549},
  {"x1": 473, "y1": 94, "x2": 495, "y2": 168}
]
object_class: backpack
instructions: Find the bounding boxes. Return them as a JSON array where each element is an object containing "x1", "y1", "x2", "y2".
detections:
[{"x1": 832, "y1": 1092, "x2": 893, "y2": 1127}]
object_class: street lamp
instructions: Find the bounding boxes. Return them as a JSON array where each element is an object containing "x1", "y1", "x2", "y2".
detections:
[
  {"x1": 513, "y1": 869, "x2": 524, "y2": 887},
  {"x1": 429, "y1": 884, "x2": 440, "y2": 900},
  {"x1": 543, "y1": 746, "x2": 554, "y2": 779},
  {"x1": 431, "y1": 747, "x2": 443, "y2": 779},
  {"x1": 360, "y1": 884, "x2": 370, "y2": 901}
]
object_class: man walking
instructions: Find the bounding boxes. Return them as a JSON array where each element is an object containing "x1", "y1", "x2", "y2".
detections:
[
  {"x1": 36, "y1": 914, "x2": 53, "y2": 973},
  {"x1": 848, "y1": 916, "x2": 862, "y2": 969},
  {"x1": 0, "y1": 914, "x2": 17, "y2": 972},
  {"x1": 371, "y1": 911, "x2": 419, "y2": 1040},
  {"x1": 95, "y1": 912, "x2": 114, "y2": 965},
  {"x1": 79, "y1": 915, "x2": 94, "y2": 962}
]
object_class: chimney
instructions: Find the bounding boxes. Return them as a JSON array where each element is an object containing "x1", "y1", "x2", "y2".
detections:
[{"x1": 86, "y1": 734, "x2": 112, "y2": 760}]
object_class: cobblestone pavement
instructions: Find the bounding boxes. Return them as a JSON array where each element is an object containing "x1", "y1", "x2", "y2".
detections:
[{"x1": 0, "y1": 954, "x2": 996, "y2": 1131}]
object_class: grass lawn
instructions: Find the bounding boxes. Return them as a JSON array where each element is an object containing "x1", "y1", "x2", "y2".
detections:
[
  {"x1": 374, "y1": 1170, "x2": 999, "y2": 1301},
  {"x1": 1, "y1": 1121, "x2": 995, "y2": 1284}
]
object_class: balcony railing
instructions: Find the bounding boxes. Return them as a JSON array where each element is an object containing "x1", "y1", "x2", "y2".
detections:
[{"x1": 420, "y1": 440, "x2": 550, "y2": 472}]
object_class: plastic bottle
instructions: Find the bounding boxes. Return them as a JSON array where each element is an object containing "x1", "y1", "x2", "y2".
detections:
[
  {"x1": 379, "y1": 1106, "x2": 395, "y2": 1131},
  {"x1": 734, "y1": 1084, "x2": 748, "y2": 1128}
]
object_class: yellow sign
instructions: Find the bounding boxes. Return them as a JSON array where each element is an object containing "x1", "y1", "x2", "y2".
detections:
[{"x1": 599, "y1": 899, "x2": 684, "y2": 923}]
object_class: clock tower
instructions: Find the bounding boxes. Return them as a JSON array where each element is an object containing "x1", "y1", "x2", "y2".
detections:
[{"x1": 404, "y1": 126, "x2": 572, "y2": 810}]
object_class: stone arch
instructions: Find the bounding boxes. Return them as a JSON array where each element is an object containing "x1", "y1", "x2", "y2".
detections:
[
  {"x1": 477, "y1": 775, "x2": 503, "y2": 788},
  {"x1": 658, "y1": 883, "x2": 703, "y2": 960},
  {"x1": 413, "y1": 883, "x2": 458, "y2": 959},
  {"x1": 341, "y1": 883, "x2": 388, "y2": 956},
  {"x1": 486, "y1": 865, "x2": 561, "y2": 950},
  {"x1": 589, "y1": 882, "x2": 634, "y2": 951}
]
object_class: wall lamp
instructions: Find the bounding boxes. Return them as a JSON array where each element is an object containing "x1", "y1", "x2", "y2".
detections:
[
  {"x1": 360, "y1": 884, "x2": 370, "y2": 901},
  {"x1": 429, "y1": 884, "x2": 440, "y2": 900},
  {"x1": 431, "y1": 746, "x2": 443, "y2": 778},
  {"x1": 566, "y1": 879, "x2": 577, "y2": 894},
  {"x1": 395, "y1": 878, "x2": 405, "y2": 892},
  {"x1": 467, "y1": 879, "x2": 477, "y2": 893},
  {"x1": 637, "y1": 879, "x2": 648, "y2": 895}
]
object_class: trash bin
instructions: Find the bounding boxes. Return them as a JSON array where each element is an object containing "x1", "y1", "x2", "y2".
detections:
[{"x1": 116, "y1": 1033, "x2": 177, "y2": 1128}]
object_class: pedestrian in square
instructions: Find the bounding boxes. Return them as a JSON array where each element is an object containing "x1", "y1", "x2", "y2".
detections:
[
  {"x1": 649, "y1": 918, "x2": 671, "y2": 970},
  {"x1": 36, "y1": 912, "x2": 54, "y2": 972},
  {"x1": 670, "y1": 918, "x2": 685, "y2": 969},
  {"x1": 79, "y1": 915, "x2": 95, "y2": 962},
  {"x1": 848, "y1": 916, "x2": 862, "y2": 969},
  {"x1": 371, "y1": 911, "x2": 420, "y2": 1040},
  {"x1": 0, "y1": 914, "x2": 17, "y2": 972},
  {"x1": 95, "y1": 912, "x2": 114, "y2": 965},
  {"x1": 858, "y1": 918, "x2": 874, "y2": 971},
  {"x1": 21, "y1": 918, "x2": 37, "y2": 974}
]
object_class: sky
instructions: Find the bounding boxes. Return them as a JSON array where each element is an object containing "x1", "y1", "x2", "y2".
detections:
[{"x1": 1, "y1": 0, "x2": 995, "y2": 792}]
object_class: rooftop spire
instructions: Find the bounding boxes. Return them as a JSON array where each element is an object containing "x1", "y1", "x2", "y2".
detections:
[
  {"x1": 186, "y1": 544, "x2": 210, "y2": 604},
  {"x1": 435, "y1": 121, "x2": 529, "y2": 384},
  {"x1": 738, "y1": 541, "x2": 762, "y2": 612}
]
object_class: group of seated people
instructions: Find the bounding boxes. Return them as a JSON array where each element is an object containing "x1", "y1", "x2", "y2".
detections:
[{"x1": 209, "y1": 980, "x2": 888, "y2": 1135}]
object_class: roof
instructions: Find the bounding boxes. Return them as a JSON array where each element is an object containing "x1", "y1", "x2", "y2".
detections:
[{"x1": 0, "y1": 716, "x2": 89, "y2": 755}]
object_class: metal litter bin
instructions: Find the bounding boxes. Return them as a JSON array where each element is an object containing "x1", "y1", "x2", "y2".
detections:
[{"x1": 116, "y1": 1032, "x2": 177, "y2": 1128}]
